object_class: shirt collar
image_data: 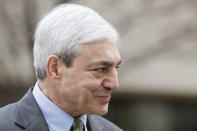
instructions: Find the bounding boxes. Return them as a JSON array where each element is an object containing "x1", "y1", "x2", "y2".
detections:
[{"x1": 32, "y1": 82, "x2": 87, "y2": 131}]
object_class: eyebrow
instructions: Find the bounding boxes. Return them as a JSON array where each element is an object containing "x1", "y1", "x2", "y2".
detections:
[{"x1": 88, "y1": 60, "x2": 122, "y2": 67}]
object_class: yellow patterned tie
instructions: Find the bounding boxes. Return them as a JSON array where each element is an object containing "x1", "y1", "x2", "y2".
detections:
[{"x1": 70, "y1": 119, "x2": 84, "y2": 131}]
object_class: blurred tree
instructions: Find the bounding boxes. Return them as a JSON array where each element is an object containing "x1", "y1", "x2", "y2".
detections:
[{"x1": 0, "y1": 0, "x2": 62, "y2": 105}]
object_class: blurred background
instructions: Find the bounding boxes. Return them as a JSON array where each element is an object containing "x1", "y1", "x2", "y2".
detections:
[{"x1": 0, "y1": 0, "x2": 197, "y2": 131}]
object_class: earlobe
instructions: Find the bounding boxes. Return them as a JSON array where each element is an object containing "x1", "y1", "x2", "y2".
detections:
[{"x1": 46, "y1": 55, "x2": 61, "y2": 80}]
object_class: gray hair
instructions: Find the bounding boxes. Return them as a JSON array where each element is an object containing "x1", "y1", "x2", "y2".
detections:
[{"x1": 33, "y1": 4, "x2": 119, "y2": 80}]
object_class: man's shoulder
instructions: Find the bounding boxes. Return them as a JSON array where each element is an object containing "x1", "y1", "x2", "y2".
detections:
[
  {"x1": 0, "y1": 103, "x2": 17, "y2": 130},
  {"x1": 0, "y1": 103, "x2": 17, "y2": 119},
  {"x1": 88, "y1": 114, "x2": 123, "y2": 131}
]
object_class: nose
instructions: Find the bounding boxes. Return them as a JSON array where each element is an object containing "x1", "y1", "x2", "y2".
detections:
[{"x1": 102, "y1": 68, "x2": 119, "y2": 91}]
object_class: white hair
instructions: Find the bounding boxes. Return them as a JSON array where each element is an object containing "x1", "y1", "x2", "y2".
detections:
[{"x1": 33, "y1": 3, "x2": 119, "y2": 80}]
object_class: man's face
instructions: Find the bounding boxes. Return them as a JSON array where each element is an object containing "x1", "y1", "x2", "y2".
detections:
[{"x1": 57, "y1": 41, "x2": 121, "y2": 116}]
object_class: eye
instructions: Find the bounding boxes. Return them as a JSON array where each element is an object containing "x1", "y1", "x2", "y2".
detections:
[
  {"x1": 116, "y1": 65, "x2": 120, "y2": 71},
  {"x1": 95, "y1": 67, "x2": 106, "y2": 72},
  {"x1": 116, "y1": 65, "x2": 120, "y2": 69}
]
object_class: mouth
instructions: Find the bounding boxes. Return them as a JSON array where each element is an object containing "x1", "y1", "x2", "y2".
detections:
[{"x1": 96, "y1": 95, "x2": 111, "y2": 103}]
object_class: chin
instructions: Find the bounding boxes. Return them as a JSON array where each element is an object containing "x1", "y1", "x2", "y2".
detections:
[
  {"x1": 92, "y1": 104, "x2": 109, "y2": 116},
  {"x1": 99, "y1": 110, "x2": 108, "y2": 116}
]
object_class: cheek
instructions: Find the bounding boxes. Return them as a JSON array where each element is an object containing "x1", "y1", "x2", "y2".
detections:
[
  {"x1": 80, "y1": 78, "x2": 103, "y2": 93},
  {"x1": 60, "y1": 71, "x2": 103, "y2": 100},
  {"x1": 76, "y1": 72, "x2": 103, "y2": 89},
  {"x1": 77, "y1": 79, "x2": 103, "y2": 102}
]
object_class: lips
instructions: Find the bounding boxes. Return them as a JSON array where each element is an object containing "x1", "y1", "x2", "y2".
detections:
[{"x1": 96, "y1": 95, "x2": 111, "y2": 103}]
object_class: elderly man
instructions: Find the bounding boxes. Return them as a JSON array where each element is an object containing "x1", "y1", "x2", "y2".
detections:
[{"x1": 0, "y1": 3, "x2": 122, "y2": 131}]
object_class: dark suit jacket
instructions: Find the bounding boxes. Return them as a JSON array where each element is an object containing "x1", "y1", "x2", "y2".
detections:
[{"x1": 0, "y1": 88, "x2": 122, "y2": 131}]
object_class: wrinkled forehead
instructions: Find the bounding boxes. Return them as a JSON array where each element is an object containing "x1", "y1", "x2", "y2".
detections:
[{"x1": 74, "y1": 40, "x2": 121, "y2": 65}]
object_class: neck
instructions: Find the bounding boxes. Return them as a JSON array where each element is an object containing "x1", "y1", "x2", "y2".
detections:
[{"x1": 38, "y1": 79, "x2": 85, "y2": 118}]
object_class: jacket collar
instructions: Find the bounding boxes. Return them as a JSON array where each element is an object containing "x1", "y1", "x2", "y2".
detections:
[
  {"x1": 14, "y1": 87, "x2": 50, "y2": 131},
  {"x1": 87, "y1": 115, "x2": 103, "y2": 131}
]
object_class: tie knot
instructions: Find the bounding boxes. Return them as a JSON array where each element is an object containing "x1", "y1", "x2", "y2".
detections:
[{"x1": 70, "y1": 119, "x2": 84, "y2": 131}]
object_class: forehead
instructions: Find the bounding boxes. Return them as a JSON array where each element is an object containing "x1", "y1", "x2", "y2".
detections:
[{"x1": 73, "y1": 41, "x2": 121, "y2": 66}]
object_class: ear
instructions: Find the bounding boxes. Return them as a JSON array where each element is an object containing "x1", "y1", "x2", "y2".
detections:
[{"x1": 45, "y1": 55, "x2": 62, "y2": 80}]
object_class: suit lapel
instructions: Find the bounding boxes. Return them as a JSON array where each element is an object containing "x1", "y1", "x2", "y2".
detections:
[
  {"x1": 14, "y1": 88, "x2": 50, "y2": 131},
  {"x1": 87, "y1": 115, "x2": 103, "y2": 131}
]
